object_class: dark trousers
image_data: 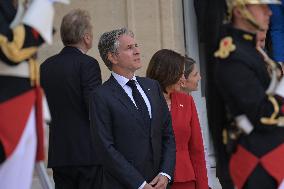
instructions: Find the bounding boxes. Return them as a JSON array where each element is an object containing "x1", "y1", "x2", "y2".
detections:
[
  {"x1": 216, "y1": 156, "x2": 234, "y2": 189},
  {"x1": 243, "y1": 165, "x2": 277, "y2": 189},
  {"x1": 0, "y1": 142, "x2": 5, "y2": 164},
  {"x1": 52, "y1": 166, "x2": 99, "y2": 189}
]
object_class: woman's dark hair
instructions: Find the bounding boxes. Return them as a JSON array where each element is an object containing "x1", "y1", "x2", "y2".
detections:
[
  {"x1": 184, "y1": 56, "x2": 196, "y2": 79},
  {"x1": 146, "y1": 49, "x2": 185, "y2": 93}
]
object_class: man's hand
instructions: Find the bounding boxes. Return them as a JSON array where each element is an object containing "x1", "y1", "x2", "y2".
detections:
[
  {"x1": 149, "y1": 174, "x2": 169, "y2": 189},
  {"x1": 143, "y1": 183, "x2": 155, "y2": 189}
]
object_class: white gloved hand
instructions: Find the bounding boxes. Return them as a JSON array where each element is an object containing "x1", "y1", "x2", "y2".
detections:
[
  {"x1": 235, "y1": 115, "x2": 253, "y2": 134},
  {"x1": 275, "y1": 76, "x2": 284, "y2": 98}
]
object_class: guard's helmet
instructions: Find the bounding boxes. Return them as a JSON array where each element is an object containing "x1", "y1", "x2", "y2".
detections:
[{"x1": 226, "y1": 0, "x2": 281, "y2": 30}]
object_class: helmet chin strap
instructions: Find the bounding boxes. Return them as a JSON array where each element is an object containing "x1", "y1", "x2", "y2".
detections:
[{"x1": 239, "y1": 4, "x2": 265, "y2": 31}]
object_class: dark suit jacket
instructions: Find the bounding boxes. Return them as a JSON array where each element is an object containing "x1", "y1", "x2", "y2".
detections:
[
  {"x1": 90, "y1": 75, "x2": 176, "y2": 189},
  {"x1": 40, "y1": 46, "x2": 102, "y2": 167}
]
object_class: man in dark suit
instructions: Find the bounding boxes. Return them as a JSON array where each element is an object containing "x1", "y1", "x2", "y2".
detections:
[
  {"x1": 40, "y1": 9, "x2": 102, "y2": 189},
  {"x1": 90, "y1": 28, "x2": 176, "y2": 189}
]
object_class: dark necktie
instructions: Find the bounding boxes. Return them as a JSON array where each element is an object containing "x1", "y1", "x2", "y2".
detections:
[{"x1": 126, "y1": 80, "x2": 150, "y2": 126}]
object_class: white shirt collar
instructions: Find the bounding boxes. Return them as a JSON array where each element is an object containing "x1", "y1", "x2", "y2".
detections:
[
  {"x1": 77, "y1": 47, "x2": 86, "y2": 54},
  {"x1": 111, "y1": 71, "x2": 137, "y2": 88}
]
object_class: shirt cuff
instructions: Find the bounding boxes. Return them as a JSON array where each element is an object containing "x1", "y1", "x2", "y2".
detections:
[
  {"x1": 159, "y1": 172, "x2": 171, "y2": 181},
  {"x1": 138, "y1": 181, "x2": 146, "y2": 189}
]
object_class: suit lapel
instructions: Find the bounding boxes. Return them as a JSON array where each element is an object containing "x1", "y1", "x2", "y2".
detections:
[{"x1": 108, "y1": 76, "x2": 146, "y2": 129}]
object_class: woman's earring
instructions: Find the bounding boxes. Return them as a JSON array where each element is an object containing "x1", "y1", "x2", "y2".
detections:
[{"x1": 180, "y1": 80, "x2": 185, "y2": 88}]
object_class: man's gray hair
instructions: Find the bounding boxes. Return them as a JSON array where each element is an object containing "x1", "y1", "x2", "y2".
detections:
[
  {"x1": 98, "y1": 27, "x2": 134, "y2": 70},
  {"x1": 60, "y1": 9, "x2": 92, "y2": 46}
]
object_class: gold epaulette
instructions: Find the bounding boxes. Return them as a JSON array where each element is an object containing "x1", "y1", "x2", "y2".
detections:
[
  {"x1": 0, "y1": 25, "x2": 40, "y2": 87},
  {"x1": 214, "y1": 36, "x2": 236, "y2": 59},
  {"x1": 0, "y1": 25, "x2": 38, "y2": 63}
]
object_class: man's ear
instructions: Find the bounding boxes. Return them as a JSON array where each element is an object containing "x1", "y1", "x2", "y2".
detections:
[
  {"x1": 83, "y1": 33, "x2": 90, "y2": 44},
  {"x1": 233, "y1": 7, "x2": 242, "y2": 19},
  {"x1": 107, "y1": 52, "x2": 118, "y2": 65}
]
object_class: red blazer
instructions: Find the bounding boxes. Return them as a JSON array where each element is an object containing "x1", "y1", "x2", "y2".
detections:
[{"x1": 170, "y1": 92, "x2": 208, "y2": 189}]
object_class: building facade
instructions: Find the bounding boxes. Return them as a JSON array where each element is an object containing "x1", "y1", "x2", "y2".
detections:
[{"x1": 37, "y1": 0, "x2": 221, "y2": 188}]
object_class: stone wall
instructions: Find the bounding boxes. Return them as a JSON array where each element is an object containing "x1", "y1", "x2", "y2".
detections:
[{"x1": 38, "y1": 0, "x2": 185, "y2": 81}]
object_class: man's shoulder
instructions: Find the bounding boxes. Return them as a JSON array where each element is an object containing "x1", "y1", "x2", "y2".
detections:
[
  {"x1": 214, "y1": 25, "x2": 257, "y2": 63},
  {"x1": 94, "y1": 76, "x2": 159, "y2": 95},
  {"x1": 214, "y1": 37, "x2": 248, "y2": 63},
  {"x1": 60, "y1": 46, "x2": 98, "y2": 62},
  {"x1": 65, "y1": 50, "x2": 99, "y2": 65},
  {"x1": 41, "y1": 47, "x2": 71, "y2": 65},
  {"x1": 96, "y1": 77, "x2": 114, "y2": 90},
  {"x1": 41, "y1": 54, "x2": 59, "y2": 67},
  {"x1": 90, "y1": 78, "x2": 113, "y2": 99},
  {"x1": 137, "y1": 76, "x2": 158, "y2": 86},
  {"x1": 42, "y1": 50, "x2": 99, "y2": 67},
  {"x1": 80, "y1": 53, "x2": 99, "y2": 63}
]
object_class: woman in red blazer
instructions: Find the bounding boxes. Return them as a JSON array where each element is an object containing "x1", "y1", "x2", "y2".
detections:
[
  {"x1": 180, "y1": 56, "x2": 201, "y2": 94},
  {"x1": 147, "y1": 49, "x2": 208, "y2": 189}
]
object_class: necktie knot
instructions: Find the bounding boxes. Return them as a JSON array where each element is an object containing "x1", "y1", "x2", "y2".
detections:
[{"x1": 126, "y1": 80, "x2": 136, "y2": 89}]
